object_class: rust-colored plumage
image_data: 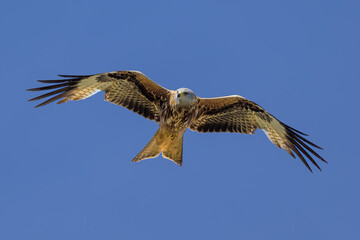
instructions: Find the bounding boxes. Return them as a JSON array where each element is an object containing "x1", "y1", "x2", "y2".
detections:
[{"x1": 28, "y1": 70, "x2": 327, "y2": 172}]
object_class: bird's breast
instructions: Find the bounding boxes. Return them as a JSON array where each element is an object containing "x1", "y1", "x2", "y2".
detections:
[{"x1": 160, "y1": 105, "x2": 197, "y2": 132}]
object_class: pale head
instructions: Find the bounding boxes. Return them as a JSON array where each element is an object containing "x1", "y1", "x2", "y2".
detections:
[{"x1": 175, "y1": 88, "x2": 197, "y2": 106}]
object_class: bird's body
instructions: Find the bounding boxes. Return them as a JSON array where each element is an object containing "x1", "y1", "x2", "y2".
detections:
[
  {"x1": 28, "y1": 70, "x2": 327, "y2": 171},
  {"x1": 161, "y1": 90, "x2": 198, "y2": 135},
  {"x1": 134, "y1": 88, "x2": 199, "y2": 165}
]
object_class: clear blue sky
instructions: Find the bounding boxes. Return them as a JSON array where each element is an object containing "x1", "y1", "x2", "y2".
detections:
[{"x1": 1, "y1": 0, "x2": 359, "y2": 239}]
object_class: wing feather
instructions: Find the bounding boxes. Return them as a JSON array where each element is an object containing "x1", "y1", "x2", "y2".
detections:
[
  {"x1": 28, "y1": 86, "x2": 77, "y2": 102},
  {"x1": 27, "y1": 71, "x2": 171, "y2": 122},
  {"x1": 191, "y1": 96, "x2": 326, "y2": 171}
]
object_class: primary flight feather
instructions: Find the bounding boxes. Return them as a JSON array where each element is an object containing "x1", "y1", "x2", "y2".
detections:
[{"x1": 28, "y1": 70, "x2": 326, "y2": 172}]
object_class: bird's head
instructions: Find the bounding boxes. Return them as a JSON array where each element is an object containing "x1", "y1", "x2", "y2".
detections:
[{"x1": 174, "y1": 88, "x2": 197, "y2": 106}]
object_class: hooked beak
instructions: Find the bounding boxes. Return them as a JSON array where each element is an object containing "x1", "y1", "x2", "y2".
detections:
[{"x1": 177, "y1": 91, "x2": 182, "y2": 98}]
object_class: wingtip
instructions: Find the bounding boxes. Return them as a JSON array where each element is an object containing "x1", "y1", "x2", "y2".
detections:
[
  {"x1": 314, "y1": 164, "x2": 322, "y2": 172},
  {"x1": 34, "y1": 103, "x2": 44, "y2": 108},
  {"x1": 289, "y1": 151, "x2": 314, "y2": 173},
  {"x1": 57, "y1": 74, "x2": 93, "y2": 78},
  {"x1": 306, "y1": 164, "x2": 313, "y2": 173}
]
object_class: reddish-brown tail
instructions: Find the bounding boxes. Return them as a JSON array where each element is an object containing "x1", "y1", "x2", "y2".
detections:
[
  {"x1": 162, "y1": 135, "x2": 183, "y2": 166},
  {"x1": 132, "y1": 128, "x2": 184, "y2": 166}
]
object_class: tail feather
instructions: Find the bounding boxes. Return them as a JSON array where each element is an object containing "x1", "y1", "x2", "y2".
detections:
[
  {"x1": 132, "y1": 128, "x2": 184, "y2": 166},
  {"x1": 162, "y1": 135, "x2": 183, "y2": 166},
  {"x1": 132, "y1": 129, "x2": 164, "y2": 163}
]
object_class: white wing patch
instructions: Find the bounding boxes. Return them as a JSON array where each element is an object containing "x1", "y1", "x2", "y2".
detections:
[
  {"x1": 70, "y1": 75, "x2": 112, "y2": 101},
  {"x1": 257, "y1": 115, "x2": 292, "y2": 154}
]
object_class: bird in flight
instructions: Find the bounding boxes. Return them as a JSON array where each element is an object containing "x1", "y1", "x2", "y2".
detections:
[{"x1": 28, "y1": 71, "x2": 326, "y2": 172}]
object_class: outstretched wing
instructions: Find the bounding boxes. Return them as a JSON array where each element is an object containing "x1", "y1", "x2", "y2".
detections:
[
  {"x1": 27, "y1": 71, "x2": 171, "y2": 122},
  {"x1": 190, "y1": 95, "x2": 327, "y2": 172}
]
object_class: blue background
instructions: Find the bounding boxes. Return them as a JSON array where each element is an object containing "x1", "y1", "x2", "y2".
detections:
[{"x1": 1, "y1": 0, "x2": 359, "y2": 239}]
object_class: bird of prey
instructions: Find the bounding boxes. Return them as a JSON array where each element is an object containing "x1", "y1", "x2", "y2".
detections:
[{"x1": 28, "y1": 71, "x2": 326, "y2": 172}]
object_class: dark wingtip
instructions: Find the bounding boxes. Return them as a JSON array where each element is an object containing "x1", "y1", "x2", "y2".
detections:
[
  {"x1": 283, "y1": 123, "x2": 326, "y2": 172},
  {"x1": 303, "y1": 159, "x2": 314, "y2": 173},
  {"x1": 33, "y1": 101, "x2": 46, "y2": 108},
  {"x1": 58, "y1": 74, "x2": 75, "y2": 77},
  {"x1": 27, "y1": 87, "x2": 39, "y2": 91},
  {"x1": 58, "y1": 74, "x2": 92, "y2": 78},
  {"x1": 28, "y1": 77, "x2": 79, "y2": 108},
  {"x1": 282, "y1": 122, "x2": 309, "y2": 136}
]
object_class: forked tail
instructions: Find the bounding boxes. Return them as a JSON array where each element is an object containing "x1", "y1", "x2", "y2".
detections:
[
  {"x1": 162, "y1": 135, "x2": 183, "y2": 166},
  {"x1": 132, "y1": 128, "x2": 184, "y2": 166}
]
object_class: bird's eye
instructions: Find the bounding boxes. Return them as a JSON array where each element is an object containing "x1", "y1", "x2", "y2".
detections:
[{"x1": 184, "y1": 92, "x2": 189, "y2": 95}]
